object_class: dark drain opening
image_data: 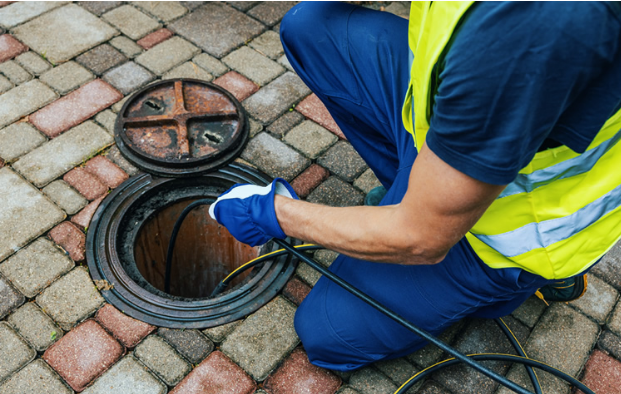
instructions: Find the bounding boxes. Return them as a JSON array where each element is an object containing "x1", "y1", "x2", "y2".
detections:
[{"x1": 134, "y1": 199, "x2": 260, "y2": 298}]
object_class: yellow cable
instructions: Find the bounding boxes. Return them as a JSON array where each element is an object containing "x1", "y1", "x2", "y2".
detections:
[
  {"x1": 222, "y1": 244, "x2": 319, "y2": 282},
  {"x1": 498, "y1": 317, "x2": 542, "y2": 388}
]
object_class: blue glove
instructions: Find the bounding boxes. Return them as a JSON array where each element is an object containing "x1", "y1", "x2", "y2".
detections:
[{"x1": 208, "y1": 178, "x2": 298, "y2": 246}]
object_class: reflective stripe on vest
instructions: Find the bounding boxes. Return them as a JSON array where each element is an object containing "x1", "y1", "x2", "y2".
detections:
[{"x1": 403, "y1": 1, "x2": 621, "y2": 279}]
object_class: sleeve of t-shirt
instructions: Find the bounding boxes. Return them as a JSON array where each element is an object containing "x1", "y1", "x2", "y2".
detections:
[{"x1": 425, "y1": 1, "x2": 621, "y2": 185}]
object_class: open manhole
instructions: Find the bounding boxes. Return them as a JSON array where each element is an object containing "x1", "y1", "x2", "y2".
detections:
[{"x1": 86, "y1": 80, "x2": 298, "y2": 328}]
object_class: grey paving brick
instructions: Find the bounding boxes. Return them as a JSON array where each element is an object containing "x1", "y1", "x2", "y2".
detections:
[
  {"x1": 243, "y1": 72, "x2": 311, "y2": 124},
  {"x1": 284, "y1": 120, "x2": 338, "y2": 159},
  {"x1": 0, "y1": 60, "x2": 32, "y2": 85},
  {"x1": 496, "y1": 363, "x2": 570, "y2": 394},
  {"x1": 0, "y1": 75, "x2": 12, "y2": 94},
  {"x1": 13, "y1": 4, "x2": 118, "y2": 64},
  {"x1": 158, "y1": 328, "x2": 214, "y2": 364},
  {"x1": 13, "y1": 121, "x2": 113, "y2": 188},
  {"x1": 76, "y1": 44, "x2": 127, "y2": 76},
  {"x1": 202, "y1": 320, "x2": 241, "y2": 343},
  {"x1": 0, "y1": 359, "x2": 71, "y2": 394},
  {"x1": 0, "y1": 80, "x2": 57, "y2": 129},
  {"x1": 0, "y1": 168, "x2": 65, "y2": 261},
  {"x1": 609, "y1": 301, "x2": 621, "y2": 337},
  {"x1": 193, "y1": 52, "x2": 228, "y2": 77},
  {"x1": 354, "y1": 168, "x2": 383, "y2": 194},
  {"x1": 36, "y1": 267, "x2": 105, "y2": 331},
  {"x1": 432, "y1": 317, "x2": 529, "y2": 394},
  {"x1": 102, "y1": 5, "x2": 161, "y2": 40},
  {"x1": 278, "y1": 54, "x2": 293, "y2": 72},
  {"x1": 94, "y1": 110, "x2": 117, "y2": 135},
  {"x1": 296, "y1": 262, "x2": 322, "y2": 286},
  {"x1": 524, "y1": 303, "x2": 598, "y2": 377},
  {"x1": 0, "y1": 122, "x2": 46, "y2": 163},
  {"x1": 267, "y1": 111, "x2": 304, "y2": 138},
  {"x1": 349, "y1": 367, "x2": 397, "y2": 394},
  {"x1": 169, "y1": 2, "x2": 265, "y2": 58},
  {"x1": 407, "y1": 321, "x2": 464, "y2": 369},
  {"x1": 14, "y1": 51, "x2": 51, "y2": 76},
  {"x1": 249, "y1": 30, "x2": 284, "y2": 60},
  {"x1": 247, "y1": 1, "x2": 297, "y2": 27},
  {"x1": 107, "y1": 146, "x2": 140, "y2": 176},
  {"x1": 307, "y1": 176, "x2": 364, "y2": 207},
  {"x1": 221, "y1": 296, "x2": 299, "y2": 380},
  {"x1": 337, "y1": 387, "x2": 361, "y2": 394},
  {"x1": 228, "y1": 1, "x2": 261, "y2": 12},
  {"x1": 417, "y1": 381, "x2": 452, "y2": 394},
  {"x1": 0, "y1": 322, "x2": 35, "y2": 382},
  {"x1": 162, "y1": 61, "x2": 213, "y2": 82},
  {"x1": 0, "y1": 276, "x2": 24, "y2": 320},
  {"x1": 110, "y1": 36, "x2": 144, "y2": 59},
  {"x1": 43, "y1": 180, "x2": 88, "y2": 215},
  {"x1": 112, "y1": 95, "x2": 131, "y2": 113},
  {"x1": 593, "y1": 240, "x2": 621, "y2": 291},
  {"x1": 135, "y1": 36, "x2": 200, "y2": 76},
  {"x1": 241, "y1": 132, "x2": 310, "y2": 181},
  {"x1": 570, "y1": 274, "x2": 618, "y2": 324},
  {"x1": 7, "y1": 302, "x2": 63, "y2": 351},
  {"x1": 597, "y1": 330, "x2": 621, "y2": 361},
  {"x1": 132, "y1": 1, "x2": 187, "y2": 22},
  {"x1": 511, "y1": 295, "x2": 548, "y2": 329},
  {"x1": 223, "y1": 46, "x2": 285, "y2": 86},
  {"x1": 373, "y1": 357, "x2": 421, "y2": 391},
  {"x1": 82, "y1": 355, "x2": 167, "y2": 394},
  {"x1": 39, "y1": 61, "x2": 94, "y2": 95},
  {"x1": 313, "y1": 249, "x2": 339, "y2": 266},
  {"x1": 103, "y1": 61, "x2": 155, "y2": 95},
  {"x1": 249, "y1": 118, "x2": 263, "y2": 138},
  {"x1": 319, "y1": 141, "x2": 368, "y2": 183},
  {"x1": 78, "y1": 1, "x2": 123, "y2": 16},
  {"x1": 0, "y1": 1, "x2": 68, "y2": 29},
  {"x1": 134, "y1": 335, "x2": 191, "y2": 386},
  {"x1": 0, "y1": 237, "x2": 74, "y2": 298}
]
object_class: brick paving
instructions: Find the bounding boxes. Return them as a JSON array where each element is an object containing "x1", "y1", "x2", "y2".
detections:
[{"x1": 0, "y1": 3, "x2": 619, "y2": 394}]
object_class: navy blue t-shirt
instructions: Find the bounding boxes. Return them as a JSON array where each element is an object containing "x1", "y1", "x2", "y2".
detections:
[{"x1": 425, "y1": 2, "x2": 621, "y2": 185}]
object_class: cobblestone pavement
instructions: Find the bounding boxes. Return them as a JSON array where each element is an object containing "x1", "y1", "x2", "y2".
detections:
[{"x1": 1, "y1": 2, "x2": 621, "y2": 394}]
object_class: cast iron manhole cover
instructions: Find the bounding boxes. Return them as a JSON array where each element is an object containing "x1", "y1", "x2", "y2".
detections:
[{"x1": 114, "y1": 79, "x2": 248, "y2": 177}]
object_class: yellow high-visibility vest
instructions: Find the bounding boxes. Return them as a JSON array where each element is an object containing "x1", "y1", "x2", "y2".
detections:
[{"x1": 402, "y1": 1, "x2": 621, "y2": 279}]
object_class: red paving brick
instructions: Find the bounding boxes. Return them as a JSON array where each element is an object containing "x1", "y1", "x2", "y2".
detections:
[
  {"x1": 296, "y1": 94, "x2": 345, "y2": 140},
  {"x1": 577, "y1": 350, "x2": 621, "y2": 394},
  {"x1": 95, "y1": 304, "x2": 156, "y2": 348},
  {"x1": 0, "y1": 2, "x2": 15, "y2": 7},
  {"x1": 64, "y1": 167, "x2": 108, "y2": 200},
  {"x1": 290, "y1": 164, "x2": 330, "y2": 199},
  {"x1": 0, "y1": 34, "x2": 28, "y2": 63},
  {"x1": 71, "y1": 195, "x2": 105, "y2": 230},
  {"x1": 263, "y1": 348, "x2": 341, "y2": 394},
  {"x1": 49, "y1": 221, "x2": 86, "y2": 262},
  {"x1": 29, "y1": 79, "x2": 122, "y2": 138},
  {"x1": 282, "y1": 277, "x2": 311, "y2": 306},
  {"x1": 137, "y1": 28, "x2": 174, "y2": 49},
  {"x1": 214, "y1": 71, "x2": 259, "y2": 102},
  {"x1": 84, "y1": 155, "x2": 129, "y2": 189},
  {"x1": 170, "y1": 351, "x2": 256, "y2": 394},
  {"x1": 43, "y1": 320, "x2": 125, "y2": 392}
]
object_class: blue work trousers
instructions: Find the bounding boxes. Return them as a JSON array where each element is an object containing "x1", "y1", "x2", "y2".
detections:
[{"x1": 281, "y1": 2, "x2": 551, "y2": 371}]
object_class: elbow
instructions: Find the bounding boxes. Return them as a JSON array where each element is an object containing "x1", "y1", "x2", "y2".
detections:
[{"x1": 400, "y1": 231, "x2": 451, "y2": 265}]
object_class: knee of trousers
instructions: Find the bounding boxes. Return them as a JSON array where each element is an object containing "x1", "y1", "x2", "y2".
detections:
[{"x1": 281, "y1": 2, "x2": 351, "y2": 54}]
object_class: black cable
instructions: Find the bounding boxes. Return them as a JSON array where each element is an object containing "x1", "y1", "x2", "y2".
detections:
[{"x1": 164, "y1": 199, "x2": 213, "y2": 294}]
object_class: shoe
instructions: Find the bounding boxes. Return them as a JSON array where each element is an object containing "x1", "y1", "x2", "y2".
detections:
[
  {"x1": 535, "y1": 274, "x2": 588, "y2": 303},
  {"x1": 364, "y1": 186, "x2": 387, "y2": 206}
]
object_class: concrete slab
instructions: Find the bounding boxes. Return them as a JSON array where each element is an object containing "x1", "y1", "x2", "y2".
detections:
[
  {"x1": 0, "y1": 237, "x2": 73, "y2": 298},
  {"x1": 132, "y1": 1, "x2": 187, "y2": 23},
  {"x1": 0, "y1": 276, "x2": 24, "y2": 320},
  {"x1": 135, "y1": 335, "x2": 191, "y2": 386},
  {"x1": 570, "y1": 274, "x2": 619, "y2": 324},
  {"x1": 0, "y1": 80, "x2": 57, "y2": 129},
  {"x1": 42, "y1": 180, "x2": 89, "y2": 215},
  {"x1": 243, "y1": 72, "x2": 311, "y2": 124},
  {"x1": 102, "y1": 4, "x2": 161, "y2": 40},
  {"x1": 0, "y1": 1, "x2": 68, "y2": 29},
  {"x1": 15, "y1": 51, "x2": 51, "y2": 76},
  {"x1": 0, "y1": 122, "x2": 46, "y2": 163},
  {"x1": 13, "y1": 4, "x2": 118, "y2": 64},
  {"x1": 307, "y1": 176, "x2": 364, "y2": 207},
  {"x1": 7, "y1": 302, "x2": 63, "y2": 351},
  {"x1": 103, "y1": 61, "x2": 155, "y2": 95},
  {"x1": 0, "y1": 168, "x2": 65, "y2": 261},
  {"x1": 193, "y1": 52, "x2": 228, "y2": 77},
  {"x1": 223, "y1": 46, "x2": 285, "y2": 86},
  {"x1": 0, "y1": 322, "x2": 35, "y2": 382},
  {"x1": 349, "y1": 367, "x2": 397, "y2": 394},
  {"x1": 158, "y1": 328, "x2": 214, "y2": 364},
  {"x1": 13, "y1": 121, "x2": 114, "y2": 188},
  {"x1": 241, "y1": 132, "x2": 310, "y2": 182},
  {"x1": 0, "y1": 359, "x2": 71, "y2": 394},
  {"x1": 135, "y1": 36, "x2": 200, "y2": 76},
  {"x1": 249, "y1": 30, "x2": 284, "y2": 60},
  {"x1": 82, "y1": 355, "x2": 167, "y2": 394},
  {"x1": 0, "y1": 60, "x2": 32, "y2": 85},
  {"x1": 162, "y1": 61, "x2": 213, "y2": 82},
  {"x1": 354, "y1": 168, "x2": 383, "y2": 195},
  {"x1": 284, "y1": 120, "x2": 338, "y2": 159},
  {"x1": 36, "y1": 267, "x2": 105, "y2": 330},
  {"x1": 220, "y1": 296, "x2": 299, "y2": 380},
  {"x1": 39, "y1": 61, "x2": 94, "y2": 95}
]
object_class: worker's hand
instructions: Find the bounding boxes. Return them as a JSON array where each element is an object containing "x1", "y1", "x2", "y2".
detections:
[{"x1": 208, "y1": 178, "x2": 298, "y2": 246}]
